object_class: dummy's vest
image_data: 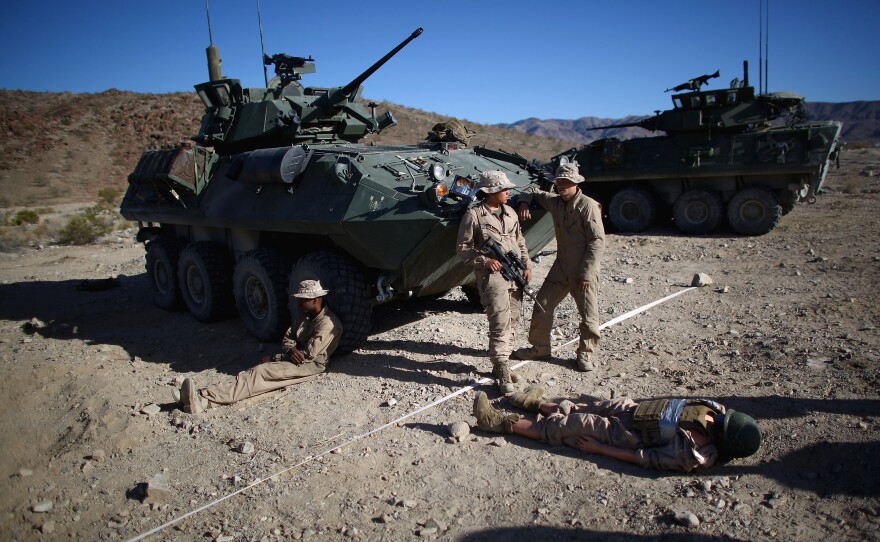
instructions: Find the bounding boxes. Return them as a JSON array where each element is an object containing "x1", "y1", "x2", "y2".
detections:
[{"x1": 631, "y1": 399, "x2": 723, "y2": 447}]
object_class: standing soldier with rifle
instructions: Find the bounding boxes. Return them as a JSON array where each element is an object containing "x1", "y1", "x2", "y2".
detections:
[
  {"x1": 457, "y1": 170, "x2": 532, "y2": 395},
  {"x1": 514, "y1": 163, "x2": 605, "y2": 371}
]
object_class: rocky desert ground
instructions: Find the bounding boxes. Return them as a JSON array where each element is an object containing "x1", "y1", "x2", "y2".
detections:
[{"x1": 0, "y1": 147, "x2": 878, "y2": 542}]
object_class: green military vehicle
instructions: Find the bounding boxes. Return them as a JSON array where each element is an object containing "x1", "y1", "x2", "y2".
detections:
[
  {"x1": 551, "y1": 62, "x2": 842, "y2": 235},
  {"x1": 120, "y1": 29, "x2": 554, "y2": 352}
]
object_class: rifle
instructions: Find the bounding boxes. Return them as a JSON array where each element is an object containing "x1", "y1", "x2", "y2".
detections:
[{"x1": 482, "y1": 238, "x2": 545, "y2": 312}]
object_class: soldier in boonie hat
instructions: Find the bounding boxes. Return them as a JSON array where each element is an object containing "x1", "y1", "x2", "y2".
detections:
[
  {"x1": 554, "y1": 162, "x2": 585, "y2": 184},
  {"x1": 513, "y1": 159, "x2": 605, "y2": 373},
  {"x1": 176, "y1": 277, "x2": 343, "y2": 415},
  {"x1": 477, "y1": 170, "x2": 516, "y2": 194},
  {"x1": 291, "y1": 279, "x2": 329, "y2": 298},
  {"x1": 456, "y1": 168, "x2": 532, "y2": 396}
]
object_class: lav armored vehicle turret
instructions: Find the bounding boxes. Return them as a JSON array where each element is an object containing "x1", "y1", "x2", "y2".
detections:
[
  {"x1": 120, "y1": 28, "x2": 554, "y2": 352},
  {"x1": 551, "y1": 62, "x2": 842, "y2": 235}
]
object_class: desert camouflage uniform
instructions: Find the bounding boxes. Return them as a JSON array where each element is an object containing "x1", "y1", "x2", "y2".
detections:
[
  {"x1": 202, "y1": 307, "x2": 342, "y2": 405},
  {"x1": 457, "y1": 202, "x2": 530, "y2": 368},
  {"x1": 539, "y1": 397, "x2": 720, "y2": 472},
  {"x1": 518, "y1": 186, "x2": 604, "y2": 360}
]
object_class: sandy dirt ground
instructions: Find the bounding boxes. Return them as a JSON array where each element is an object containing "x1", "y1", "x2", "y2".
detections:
[{"x1": 0, "y1": 148, "x2": 878, "y2": 541}]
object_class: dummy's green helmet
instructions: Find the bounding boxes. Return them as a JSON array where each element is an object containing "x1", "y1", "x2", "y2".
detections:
[{"x1": 716, "y1": 410, "x2": 761, "y2": 460}]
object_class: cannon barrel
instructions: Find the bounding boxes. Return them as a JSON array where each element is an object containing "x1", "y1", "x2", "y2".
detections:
[
  {"x1": 585, "y1": 117, "x2": 659, "y2": 132},
  {"x1": 339, "y1": 27, "x2": 423, "y2": 97}
]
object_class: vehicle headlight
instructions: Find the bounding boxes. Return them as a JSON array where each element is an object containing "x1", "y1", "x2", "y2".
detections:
[
  {"x1": 429, "y1": 163, "x2": 446, "y2": 181},
  {"x1": 558, "y1": 155, "x2": 570, "y2": 165}
]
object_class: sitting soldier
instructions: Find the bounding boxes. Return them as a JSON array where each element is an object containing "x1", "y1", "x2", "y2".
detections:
[
  {"x1": 473, "y1": 387, "x2": 761, "y2": 472},
  {"x1": 177, "y1": 279, "x2": 342, "y2": 414}
]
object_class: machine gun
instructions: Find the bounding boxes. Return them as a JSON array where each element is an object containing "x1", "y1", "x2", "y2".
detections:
[
  {"x1": 263, "y1": 53, "x2": 315, "y2": 88},
  {"x1": 665, "y1": 70, "x2": 720, "y2": 92},
  {"x1": 482, "y1": 238, "x2": 545, "y2": 312}
]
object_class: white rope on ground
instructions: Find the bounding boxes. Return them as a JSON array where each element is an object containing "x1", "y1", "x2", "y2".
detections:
[{"x1": 126, "y1": 286, "x2": 697, "y2": 542}]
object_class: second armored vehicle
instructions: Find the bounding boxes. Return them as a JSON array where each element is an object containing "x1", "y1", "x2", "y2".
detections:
[
  {"x1": 552, "y1": 62, "x2": 842, "y2": 235},
  {"x1": 120, "y1": 29, "x2": 554, "y2": 352}
]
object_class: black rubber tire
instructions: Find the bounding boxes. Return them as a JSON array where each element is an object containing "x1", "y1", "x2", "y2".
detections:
[
  {"x1": 145, "y1": 237, "x2": 183, "y2": 311},
  {"x1": 234, "y1": 249, "x2": 291, "y2": 341},
  {"x1": 726, "y1": 187, "x2": 783, "y2": 236},
  {"x1": 673, "y1": 189, "x2": 723, "y2": 234},
  {"x1": 288, "y1": 251, "x2": 370, "y2": 354},
  {"x1": 177, "y1": 241, "x2": 235, "y2": 322},
  {"x1": 608, "y1": 188, "x2": 656, "y2": 232}
]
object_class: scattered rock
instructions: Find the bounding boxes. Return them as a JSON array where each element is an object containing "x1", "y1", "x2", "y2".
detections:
[
  {"x1": 90, "y1": 449, "x2": 106, "y2": 462},
  {"x1": 447, "y1": 421, "x2": 470, "y2": 441},
  {"x1": 236, "y1": 441, "x2": 255, "y2": 455},
  {"x1": 672, "y1": 510, "x2": 700, "y2": 527},
  {"x1": 18, "y1": 468, "x2": 34, "y2": 477},
  {"x1": 31, "y1": 501, "x2": 53, "y2": 513},
  {"x1": 143, "y1": 473, "x2": 172, "y2": 504},
  {"x1": 691, "y1": 273, "x2": 713, "y2": 287},
  {"x1": 140, "y1": 403, "x2": 161, "y2": 416}
]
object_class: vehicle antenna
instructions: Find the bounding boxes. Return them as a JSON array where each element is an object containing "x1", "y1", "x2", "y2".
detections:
[
  {"x1": 256, "y1": 0, "x2": 269, "y2": 87},
  {"x1": 204, "y1": 0, "x2": 214, "y2": 45},
  {"x1": 764, "y1": 0, "x2": 770, "y2": 94},
  {"x1": 758, "y1": 0, "x2": 763, "y2": 95},
  {"x1": 204, "y1": 0, "x2": 222, "y2": 81}
]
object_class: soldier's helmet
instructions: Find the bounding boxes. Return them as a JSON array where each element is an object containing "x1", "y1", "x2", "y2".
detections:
[
  {"x1": 716, "y1": 410, "x2": 761, "y2": 461},
  {"x1": 426, "y1": 118, "x2": 476, "y2": 146}
]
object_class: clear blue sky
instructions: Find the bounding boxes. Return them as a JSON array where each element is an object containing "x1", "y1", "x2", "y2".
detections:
[{"x1": 1, "y1": 0, "x2": 877, "y2": 124}]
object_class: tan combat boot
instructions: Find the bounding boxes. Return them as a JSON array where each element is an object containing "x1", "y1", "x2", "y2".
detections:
[
  {"x1": 509, "y1": 385, "x2": 545, "y2": 413},
  {"x1": 511, "y1": 346, "x2": 551, "y2": 361},
  {"x1": 493, "y1": 364, "x2": 523, "y2": 384},
  {"x1": 492, "y1": 359, "x2": 517, "y2": 395},
  {"x1": 180, "y1": 377, "x2": 210, "y2": 414},
  {"x1": 576, "y1": 352, "x2": 595, "y2": 372},
  {"x1": 473, "y1": 392, "x2": 520, "y2": 434}
]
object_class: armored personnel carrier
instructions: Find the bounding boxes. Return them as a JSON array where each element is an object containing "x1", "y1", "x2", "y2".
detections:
[
  {"x1": 120, "y1": 28, "x2": 554, "y2": 352},
  {"x1": 551, "y1": 62, "x2": 842, "y2": 235}
]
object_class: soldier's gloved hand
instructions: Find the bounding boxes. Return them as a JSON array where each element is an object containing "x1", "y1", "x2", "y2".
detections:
[
  {"x1": 518, "y1": 202, "x2": 531, "y2": 221},
  {"x1": 578, "y1": 279, "x2": 590, "y2": 292},
  {"x1": 485, "y1": 258, "x2": 502, "y2": 273},
  {"x1": 524, "y1": 268, "x2": 532, "y2": 283}
]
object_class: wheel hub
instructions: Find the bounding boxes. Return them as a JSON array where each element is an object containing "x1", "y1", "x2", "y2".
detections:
[
  {"x1": 186, "y1": 266, "x2": 206, "y2": 303},
  {"x1": 244, "y1": 276, "x2": 269, "y2": 319}
]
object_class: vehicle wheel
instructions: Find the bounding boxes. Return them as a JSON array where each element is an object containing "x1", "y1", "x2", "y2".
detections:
[
  {"x1": 145, "y1": 237, "x2": 183, "y2": 311},
  {"x1": 673, "y1": 189, "x2": 723, "y2": 234},
  {"x1": 289, "y1": 251, "x2": 370, "y2": 354},
  {"x1": 608, "y1": 188, "x2": 656, "y2": 232},
  {"x1": 726, "y1": 187, "x2": 782, "y2": 235},
  {"x1": 178, "y1": 241, "x2": 235, "y2": 322},
  {"x1": 234, "y1": 249, "x2": 291, "y2": 341}
]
